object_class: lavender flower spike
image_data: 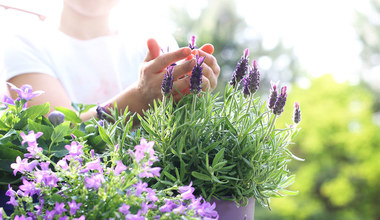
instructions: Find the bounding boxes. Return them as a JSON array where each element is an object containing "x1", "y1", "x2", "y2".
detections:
[
  {"x1": 189, "y1": 35, "x2": 197, "y2": 50},
  {"x1": 242, "y1": 60, "x2": 260, "y2": 97},
  {"x1": 230, "y1": 48, "x2": 250, "y2": 87},
  {"x1": 268, "y1": 81, "x2": 278, "y2": 109},
  {"x1": 273, "y1": 86, "x2": 287, "y2": 115},
  {"x1": 293, "y1": 102, "x2": 301, "y2": 124},
  {"x1": 190, "y1": 55, "x2": 206, "y2": 94},
  {"x1": 161, "y1": 66, "x2": 174, "y2": 96}
]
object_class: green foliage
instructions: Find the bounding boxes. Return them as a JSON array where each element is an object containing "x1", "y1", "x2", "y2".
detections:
[
  {"x1": 135, "y1": 83, "x2": 301, "y2": 208},
  {"x1": 255, "y1": 75, "x2": 380, "y2": 220}
]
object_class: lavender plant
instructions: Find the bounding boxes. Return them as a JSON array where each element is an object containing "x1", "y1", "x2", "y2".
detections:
[
  {"x1": 0, "y1": 132, "x2": 218, "y2": 219},
  {"x1": 137, "y1": 48, "x2": 303, "y2": 209}
]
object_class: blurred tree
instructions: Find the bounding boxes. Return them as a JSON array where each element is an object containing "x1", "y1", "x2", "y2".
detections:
[
  {"x1": 255, "y1": 75, "x2": 380, "y2": 220},
  {"x1": 169, "y1": 0, "x2": 303, "y2": 94}
]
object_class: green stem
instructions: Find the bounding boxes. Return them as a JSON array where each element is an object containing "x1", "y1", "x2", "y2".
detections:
[
  {"x1": 264, "y1": 114, "x2": 277, "y2": 140},
  {"x1": 48, "y1": 141, "x2": 55, "y2": 156},
  {"x1": 246, "y1": 94, "x2": 253, "y2": 115}
]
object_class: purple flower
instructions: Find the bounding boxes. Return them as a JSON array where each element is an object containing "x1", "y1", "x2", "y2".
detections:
[
  {"x1": 179, "y1": 182, "x2": 195, "y2": 200},
  {"x1": 57, "y1": 159, "x2": 69, "y2": 170},
  {"x1": 273, "y1": 86, "x2": 287, "y2": 115},
  {"x1": 84, "y1": 173, "x2": 105, "y2": 190},
  {"x1": 197, "y1": 201, "x2": 218, "y2": 219},
  {"x1": 14, "y1": 215, "x2": 32, "y2": 220},
  {"x1": 65, "y1": 142, "x2": 83, "y2": 156},
  {"x1": 96, "y1": 105, "x2": 108, "y2": 120},
  {"x1": 125, "y1": 211, "x2": 144, "y2": 220},
  {"x1": 172, "y1": 204, "x2": 186, "y2": 214},
  {"x1": 159, "y1": 199, "x2": 177, "y2": 213},
  {"x1": 293, "y1": 102, "x2": 301, "y2": 124},
  {"x1": 45, "y1": 210, "x2": 56, "y2": 220},
  {"x1": 242, "y1": 60, "x2": 260, "y2": 97},
  {"x1": 59, "y1": 217, "x2": 68, "y2": 220},
  {"x1": 114, "y1": 160, "x2": 127, "y2": 175},
  {"x1": 119, "y1": 203, "x2": 130, "y2": 215},
  {"x1": 6, "y1": 185, "x2": 18, "y2": 207},
  {"x1": 19, "y1": 179, "x2": 39, "y2": 197},
  {"x1": 190, "y1": 55, "x2": 206, "y2": 94},
  {"x1": 139, "y1": 165, "x2": 161, "y2": 178},
  {"x1": 73, "y1": 216, "x2": 85, "y2": 220},
  {"x1": 54, "y1": 202, "x2": 67, "y2": 215},
  {"x1": 21, "y1": 131, "x2": 43, "y2": 147},
  {"x1": 2, "y1": 95, "x2": 15, "y2": 108},
  {"x1": 10, "y1": 156, "x2": 31, "y2": 175},
  {"x1": 140, "y1": 201, "x2": 150, "y2": 214},
  {"x1": 134, "y1": 181, "x2": 148, "y2": 196},
  {"x1": 48, "y1": 111, "x2": 65, "y2": 126},
  {"x1": 161, "y1": 66, "x2": 174, "y2": 96},
  {"x1": 230, "y1": 48, "x2": 249, "y2": 88},
  {"x1": 24, "y1": 145, "x2": 43, "y2": 159},
  {"x1": 134, "y1": 138, "x2": 156, "y2": 163},
  {"x1": 34, "y1": 170, "x2": 58, "y2": 188},
  {"x1": 68, "y1": 200, "x2": 82, "y2": 215},
  {"x1": 146, "y1": 189, "x2": 158, "y2": 202},
  {"x1": 8, "y1": 83, "x2": 44, "y2": 101},
  {"x1": 189, "y1": 35, "x2": 197, "y2": 50},
  {"x1": 86, "y1": 158, "x2": 103, "y2": 173},
  {"x1": 268, "y1": 81, "x2": 278, "y2": 110}
]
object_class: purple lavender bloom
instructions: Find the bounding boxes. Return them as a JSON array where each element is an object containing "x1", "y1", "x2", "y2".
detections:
[
  {"x1": 8, "y1": 83, "x2": 44, "y2": 101},
  {"x1": 189, "y1": 35, "x2": 197, "y2": 50},
  {"x1": 273, "y1": 86, "x2": 287, "y2": 115},
  {"x1": 68, "y1": 200, "x2": 82, "y2": 215},
  {"x1": 45, "y1": 210, "x2": 56, "y2": 220},
  {"x1": 96, "y1": 105, "x2": 108, "y2": 120},
  {"x1": 134, "y1": 181, "x2": 148, "y2": 196},
  {"x1": 190, "y1": 55, "x2": 205, "y2": 94},
  {"x1": 114, "y1": 160, "x2": 127, "y2": 175},
  {"x1": 84, "y1": 173, "x2": 105, "y2": 190},
  {"x1": 293, "y1": 102, "x2": 301, "y2": 124},
  {"x1": 65, "y1": 142, "x2": 83, "y2": 156},
  {"x1": 54, "y1": 202, "x2": 67, "y2": 215},
  {"x1": 268, "y1": 81, "x2": 278, "y2": 110},
  {"x1": 161, "y1": 66, "x2": 174, "y2": 96},
  {"x1": 230, "y1": 48, "x2": 250, "y2": 88},
  {"x1": 48, "y1": 111, "x2": 65, "y2": 126},
  {"x1": 20, "y1": 131, "x2": 43, "y2": 148},
  {"x1": 242, "y1": 60, "x2": 260, "y2": 97},
  {"x1": 119, "y1": 203, "x2": 130, "y2": 215},
  {"x1": 159, "y1": 199, "x2": 177, "y2": 213}
]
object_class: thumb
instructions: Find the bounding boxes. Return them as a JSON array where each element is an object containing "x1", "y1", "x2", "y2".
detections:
[{"x1": 144, "y1": 38, "x2": 161, "y2": 62}]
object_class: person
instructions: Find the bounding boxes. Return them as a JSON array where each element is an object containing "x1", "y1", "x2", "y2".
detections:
[{"x1": 3, "y1": 0, "x2": 220, "y2": 121}]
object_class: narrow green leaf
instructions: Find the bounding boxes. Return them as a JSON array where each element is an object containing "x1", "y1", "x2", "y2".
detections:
[
  {"x1": 0, "y1": 129, "x2": 16, "y2": 145},
  {"x1": 97, "y1": 123, "x2": 113, "y2": 146},
  {"x1": 191, "y1": 171, "x2": 212, "y2": 181},
  {"x1": 212, "y1": 148, "x2": 225, "y2": 168}
]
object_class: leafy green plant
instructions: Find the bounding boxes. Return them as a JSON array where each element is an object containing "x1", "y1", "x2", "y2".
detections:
[{"x1": 136, "y1": 49, "x2": 303, "y2": 209}]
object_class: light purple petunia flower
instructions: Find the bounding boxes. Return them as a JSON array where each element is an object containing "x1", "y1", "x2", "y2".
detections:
[
  {"x1": 114, "y1": 160, "x2": 127, "y2": 175},
  {"x1": 196, "y1": 200, "x2": 218, "y2": 219},
  {"x1": 119, "y1": 203, "x2": 130, "y2": 215},
  {"x1": 68, "y1": 200, "x2": 82, "y2": 216},
  {"x1": 8, "y1": 83, "x2": 44, "y2": 101},
  {"x1": 146, "y1": 188, "x2": 158, "y2": 202}
]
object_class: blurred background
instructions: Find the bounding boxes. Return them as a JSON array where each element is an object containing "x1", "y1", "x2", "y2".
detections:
[{"x1": 1, "y1": 0, "x2": 380, "y2": 219}]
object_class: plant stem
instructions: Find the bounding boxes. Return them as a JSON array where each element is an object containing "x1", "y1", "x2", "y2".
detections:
[
  {"x1": 48, "y1": 141, "x2": 55, "y2": 156},
  {"x1": 264, "y1": 114, "x2": 277, "y2": 140}
]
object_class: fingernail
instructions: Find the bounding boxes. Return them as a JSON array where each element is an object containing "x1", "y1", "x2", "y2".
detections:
[{"x1": 185, "y1": 54, "x2": 194, "y2": 61}]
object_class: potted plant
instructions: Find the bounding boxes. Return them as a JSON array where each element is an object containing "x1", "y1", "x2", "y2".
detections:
[{"x1": 134, "y1": 38, "x2": 303, "y2": 219}]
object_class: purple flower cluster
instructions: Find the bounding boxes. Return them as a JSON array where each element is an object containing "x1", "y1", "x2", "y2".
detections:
[
  {"x1": 230, "y1": 49, "x2": 249, "y2": 88},
  {"x1": 161, "y1": 66, "x2": 174, "y2": 96},
  {"x1": 267, "y1": 81, "x2": 288, "y2": 115},
  {"x1": 293, "y1": 102, "x2": 301, "y2": 124},
  {"x1": 242, "y1": 60, "x2": 260, "y2": 96},
  {"x1": 190, "y1": 55, "x2": 206, "y2": 94}
]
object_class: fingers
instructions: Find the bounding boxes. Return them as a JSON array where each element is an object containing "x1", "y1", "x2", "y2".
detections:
[
  {"x1": 144, "y1": 38, "x2": 161, "y2": 62},
  {"x1": 147, "y1": 47, "x2": 192, "y2": 73},
  {"x1": 172, "y1": 59, "x2": 196, "y2": 79},
  {"x1": 201, "y1": 76, "x2": 211, "y2": 92},
  {"x1": 172, "y1": 77, "x2": 191, "y2": 101},
  {"x1": 201, "y1": 62, "x2": 217, "y2": 90}
]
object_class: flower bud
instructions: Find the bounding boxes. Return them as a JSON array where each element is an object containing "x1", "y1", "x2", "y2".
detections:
[
  {"x1": 268, "y1": 81, "x2": 278, "y2": 109},
  {"x1": 48, "y1": 111, "x2": 65, "y2": 126},
  {"x1": 230, "y1": 49, "x2": 249, "y2": 88},
  {"x1": 189, "y1": 35, "x2": 197, "y2": 50},
  {"x1": 242, "y1": 60, "x2": 260, "y2": 97},
  {"x1": 190, "y1": 55, "x2": 205, "y2": 94},
  {"x1": 293, "y1": 102, "x2": 301, "y2": 124},
  {"x1": 273, "y1": 86, "x2": 287, "y2": 115},
  {"x1": 161, "y1": 66, "x2": 174, "y2": 96},
  {"x1": 96, "y1": 105, "x2": 107, "y2": 120}
]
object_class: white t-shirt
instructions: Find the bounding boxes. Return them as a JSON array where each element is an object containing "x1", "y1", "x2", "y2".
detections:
[{"x1": 3, "y1": 24, "x2": 178, "y2": 105}]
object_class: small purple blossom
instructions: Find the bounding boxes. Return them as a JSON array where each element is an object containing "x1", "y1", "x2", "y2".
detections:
[
  {"x1": 8, "y1": 83, "x2": 44, "y2": 101},
  {"x1": 14, "y1": 215, "x2": 32, "y2": 220},
  {"x1": 86, "y1": 158, "x2": 103, "y2": 173},
  {"x1": 54, "y1": 202, "x2": 67, "y2": 215},
  {"x1": 96, "y1": 105, "x2": 108, "y2": 120},
  {"x1": 24, "y1": 145, "x2": 43, "y2": 159},
  {"x1": 172, "y1": 204, "x2": 186, "y2": 214},
  {"x1": 57, "y1": 159, "x2": 69, "y2": 170},
  {"x1": 196, "y1": 200, "x2": 218, "y2": 219},
  {"x1": 242, "y1": 60, "x2": 260, "y2": 97},
  {"x1": 159, "y1": 199, "x2": 177, "y2": 213},
  {"x1": 293, "y1": 101, "x2": 301, "y2": 124},
  {"x1": 125, "y1": 211, "x2": 144, "y2": 220},
  {"x1": 20, "y1": 131, "x2": 43, "y2": 147},
  {"x1": 19, "y1": 179, "x2": 39, "y2": 197},
  {"x1": 179, "y1": 182, "x2": 195, "y2": 200},
  {"x1": 268, "y1": 81, "x2": 278, "y2": 110},
  {"x1": 48, "y1": 111, "x2": 65, "y2": 126},
  {"x1": 68, "y1": 200, "x2": 82, "y2": 215},
  {"x1": 139, "y1": 165, "x2": 161, "y2": 178},
  {"x1": 189, "y1": 35, "x2": 197, "y2": 50},
  {"x1": 119, "y1": 203, "x2": 130, "y2": 215},
  {"x1": 134, "y1": 138, "x2": 156, "y2": 163},
  {"x1": 134, "y1": 181, "x2": 148, "y2": 196},
  {"x1": 161, "y1": 66, "x2": 174, "y2": 96},
  {"x1": 114, "y1": 160, "x2": 127, "y2": 175},
  {"x1": 273, "y1": 86, "x2": 287, "y2": 115},
  {"x1": 2, "y1": 95, "x2": 15, "y2": 107},
  {"x1": 73, "y1": 216, "x2": 85, "y2": 220},
  {"x1": 65, "y1": 142, "x2": 83, "y2": 156},
  {"x1": 84, "y1": 173, "x2": 105, "y2": 190},
  {"x1": 10, "y1": 156, "x2": 31, "y2": 176},
  {"x1": 230, "y1": 48, "x2": 249, "y2": 88},
  {"x1": 146, "y1": 189, "x2": 158, "y2": 202},
  {"x1": 6, "y1": 185, "x2": 18, "y2": 207},
  {"x1": 190, "y1": 55, "x2": 205, "y2": 94},
  {"x1": 45, "y1": 210, "x2": 56, "y2": 220}
]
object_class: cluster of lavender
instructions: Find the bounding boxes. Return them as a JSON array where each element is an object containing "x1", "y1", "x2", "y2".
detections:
[
  {"x1": 1, "y1": 131, "x2": 218, "y2": 219},
  {"x1": 230, "y1": 49, "x2": 301, "y2": 124}
]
